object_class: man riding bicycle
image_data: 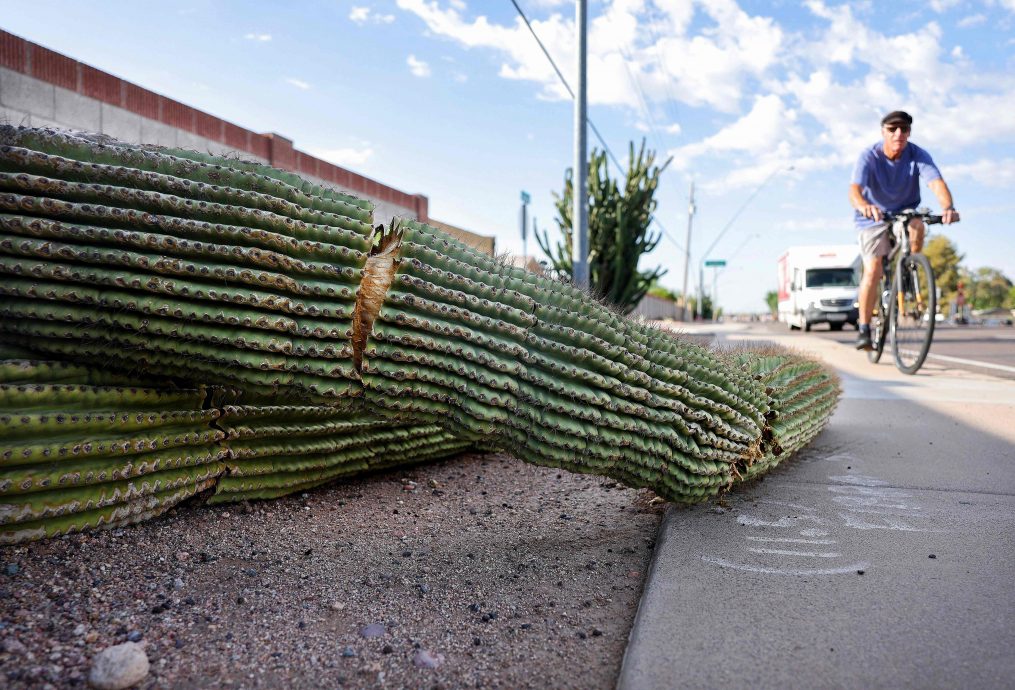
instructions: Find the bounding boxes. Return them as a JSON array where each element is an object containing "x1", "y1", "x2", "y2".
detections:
[{"x1": 849, "y1": 110, "x2": 960, "y2": 351}]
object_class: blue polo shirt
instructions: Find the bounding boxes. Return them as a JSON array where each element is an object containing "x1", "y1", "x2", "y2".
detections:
[{"x1": 851, "y1": 141, "x2": 942, "y2": 229}]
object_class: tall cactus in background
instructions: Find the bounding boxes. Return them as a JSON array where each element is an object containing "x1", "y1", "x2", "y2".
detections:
[
  {"x1": 0, "y1": 127, "x2": 841, "y2": 543},
  {"x1": 539, "y1": 140, "x2": 669, "y2": 313}
]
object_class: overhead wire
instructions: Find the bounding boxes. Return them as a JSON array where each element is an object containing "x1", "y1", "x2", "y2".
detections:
[{"x1": 508, "y1": 0, "x2": 685, "y2": 253}]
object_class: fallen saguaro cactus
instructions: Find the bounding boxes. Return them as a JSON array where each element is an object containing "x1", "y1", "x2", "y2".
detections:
[
  {"x1": 0, "y1": 349, "x2": 473, "y2": 543},
  {"x1": 0, "y1": 127, "x2": 841, "y2": 543}
]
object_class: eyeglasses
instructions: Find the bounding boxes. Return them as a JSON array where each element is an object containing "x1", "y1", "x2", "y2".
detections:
[{"x1": 884, "y1": 124, "x2": 911, "y2": 134}]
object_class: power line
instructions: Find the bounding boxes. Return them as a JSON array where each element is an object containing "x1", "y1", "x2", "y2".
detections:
[{"x1": 508, "y1": 0, "x2": 684, "y2": 253}]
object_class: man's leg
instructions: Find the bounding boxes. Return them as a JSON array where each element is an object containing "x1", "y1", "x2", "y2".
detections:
[
  {"x1": 858, "y1": 256, "x2": 883, "y2": 327},
  {"x1": 909, "y1": 217, "x2": 925, "y2": 253},
  {"x1": 856, "y1": 223, "x2": 889, "y2": 351}
]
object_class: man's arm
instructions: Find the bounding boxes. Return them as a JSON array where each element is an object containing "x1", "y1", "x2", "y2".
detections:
[
  {"x1": 928, "y1": 178, "x2": 960, "y2": 224},
  {"x1": 849, "y1": 183, "x2": 882, "y2": 222}
]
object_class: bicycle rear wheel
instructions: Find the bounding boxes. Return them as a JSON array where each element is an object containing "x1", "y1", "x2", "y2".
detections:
[
  {"x1": 867, "y1": 274, "x2": 890, "y2": 363},
  {"x1": 890, "y1": 253, "x2": 936, "y2": 374}
]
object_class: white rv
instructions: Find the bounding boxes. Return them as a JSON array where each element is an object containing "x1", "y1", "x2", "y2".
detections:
[{"x1": 777, "y1": 245, "x2": 860, "y2": 331}]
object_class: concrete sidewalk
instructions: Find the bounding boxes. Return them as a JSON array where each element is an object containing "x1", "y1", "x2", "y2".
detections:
[{"x1": 619, "y1": 325, "x2": 1015, "y2": 689}]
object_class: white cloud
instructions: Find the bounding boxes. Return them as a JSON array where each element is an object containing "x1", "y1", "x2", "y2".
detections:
[
  {"x1": 286, "y1": 78, "x2": 311, "y2": 90},
  {"x1": 309, "y1": 145, "x2": 375, "y2": 168},
  {"x1": 395, "y1": 0, "x2": 1015, "y2": 191},
  {"x1": 397, "y1": 0, "x2": 782, "y2": 111},
  {"x1": 943, "y1": 158, "x2": 1015, "y2": 188},
  {"x1": 670, "y1": 94, "x2": 796, "y2": 169},
  {"x1": 453, "y1": 72, "x2": 468, "y2": 83},
  {"x1": 350, "y1": 6, "x2": 395, "y2": 24},
  {"x1": 407, "y1": 54, "x2": 431, "y2": 77},
  {"x1": 244, "y1": 33, "x2": 272, "y2": 41}
]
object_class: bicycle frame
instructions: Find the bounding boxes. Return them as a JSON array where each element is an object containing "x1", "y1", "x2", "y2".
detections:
[{"x1": 873, "y1": 209, "x2": 943, "y2": 374}]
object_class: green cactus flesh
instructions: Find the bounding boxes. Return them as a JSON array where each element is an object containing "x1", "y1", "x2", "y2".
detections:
[{"x1": 0, "y1": 127, "x2": 841, "y2": 543}]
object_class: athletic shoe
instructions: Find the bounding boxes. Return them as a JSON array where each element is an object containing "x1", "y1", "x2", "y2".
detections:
[{"x1": 855, "y1": 331, "x2": 872, "y2": 351}]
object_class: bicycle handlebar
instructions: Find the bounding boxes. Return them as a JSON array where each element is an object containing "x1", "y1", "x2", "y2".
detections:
[{"x1": 881, "y1": 209, "x2": 944, "y2": 225}]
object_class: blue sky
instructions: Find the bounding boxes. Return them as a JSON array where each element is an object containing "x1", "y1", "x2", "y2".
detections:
[{"x1": 3, "y1": 0, "x2": 1014, "y2": 312}]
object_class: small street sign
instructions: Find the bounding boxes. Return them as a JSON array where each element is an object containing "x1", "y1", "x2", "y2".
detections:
[
  {"x1": 520, "y1": 191, "x2": 531, "y2": 204},
  {"x1": 704, "y1": 259, "x2": 726, "y2": 267}
]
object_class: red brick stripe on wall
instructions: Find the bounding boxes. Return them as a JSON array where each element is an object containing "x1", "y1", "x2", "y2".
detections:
[
  {"x1": 0, "y1": 30, "x2": 27, "y2": 72},
  {"x1": 194, "y1": 111, "x2": 221, "y2": 141},
  {"x1": 1, "y1": 29, "x2": 427, "y2": 217},
  {"x1": 81, "y1": 65, "x2": 121, "y2": 105},
  {"x1": 29, "y1": 44, "x2": 76, "y2": 91},
  {"x1": 124, "y1": 83, "x2": 158, "y2": 120}
]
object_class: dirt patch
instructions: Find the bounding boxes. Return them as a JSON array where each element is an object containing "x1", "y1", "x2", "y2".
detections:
[{"x1": 0, "y1": 452, "x2": 664, "y2": 689}]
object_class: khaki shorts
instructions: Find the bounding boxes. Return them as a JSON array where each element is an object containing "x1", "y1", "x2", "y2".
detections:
[{"x1": 858, "y1": 222, "x2": 892, "y2": 261}]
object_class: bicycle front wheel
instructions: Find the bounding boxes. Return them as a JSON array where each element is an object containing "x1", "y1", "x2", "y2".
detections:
[{"x1": 890, "y1": 253, "x2": 936, "y2": 374}]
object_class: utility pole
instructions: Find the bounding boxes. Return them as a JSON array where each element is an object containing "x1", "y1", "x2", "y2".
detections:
[
  {"x1": 571, "y1": 0, "x2": 589, "y2": 289},
  {"x1": 682, "y1": 180, "x2": 695, "y2": 321},
  {"x1": 520, "y1": 190, "x2": 530, "y2": 267}
]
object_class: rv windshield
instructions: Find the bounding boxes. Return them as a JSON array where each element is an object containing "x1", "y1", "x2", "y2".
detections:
[{"x1": 806, "y1": 267, "x2": 858, "y2": 288}]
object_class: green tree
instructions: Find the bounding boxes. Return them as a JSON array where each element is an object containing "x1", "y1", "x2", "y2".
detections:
[
  {"x1": 924, "y1": 234, "x2": 964, "y2": 309},
  {"x1": 966, "y1": 267, "x2": 1013, "y2": 310},
  {"x1": 538, "y1": 140, "x2": 670, "y2": 314},
  {"x1": 764, "y1": 290, "x2": 778, "y2": 316}
]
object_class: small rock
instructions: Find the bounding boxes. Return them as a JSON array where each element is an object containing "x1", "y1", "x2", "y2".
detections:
[
  {"x1": 578, "y1": 631, "x2": 588, "y2": 639},
  {"x1": 329, "y1": 601, "x2": 346, "y2": 611},
  {"x1": 174, "y1": 552, "x2": 190, "y2": 562},
  {"x1": 73, "y1": 623, "x2": 88, "y2": 637},
  {"x1": 87, "y1": 642, "x2": 149, "y2": 690},
  {"x1": 382, "y1": 644, "x2": 393, "y2": 654},
  {"x1": 592, "y1": 628, "x2": 603, "y2": 637},
  {"x1": 417, "y1": 584, "x2": 430, "y2": 595},
  {"x1": 85, "y1": 631, "x2": 99, "y2": 644},
  {"x1": 412, "y1": 649, "x2": 443, "y2": 669},
  {"x1": 929, "y1": 554, "x2": 937, "y2": 559},
  {"x1": 4, "y1": 563, "x2": 18, "y2": 576},
  {"x1": 359, "y1": 623, "x2": 385, "y2": 638},
  {"x1": 172, "y1": 578, "x2": 185, "y2": 590},
  {"x1": 3, "y1": 637, "x2": 27, "y2": 655},
  {"x1": 125, "y1": 631, "x2": 142, "y2": 643},
  {"x1": 341, "y1": 646, "x2": 357, "y2": 658}
]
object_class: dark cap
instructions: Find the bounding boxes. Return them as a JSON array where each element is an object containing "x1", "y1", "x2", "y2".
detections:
[{"x1": 881, "y1": 110, "x2": 913, "y2": 126}]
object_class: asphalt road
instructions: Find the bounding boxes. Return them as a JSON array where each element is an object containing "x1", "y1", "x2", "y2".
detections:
[
  {"x1": 619, "y1": 322, "x2": 1015, "y2": 690},
  {"x1": 758, "y1": 321, "x2": 1015, "y2": 380}
]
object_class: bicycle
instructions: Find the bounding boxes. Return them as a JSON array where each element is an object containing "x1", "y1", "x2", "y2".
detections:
[{"x1": 867, "y1": 208, "x2": 943, "y2": 374}]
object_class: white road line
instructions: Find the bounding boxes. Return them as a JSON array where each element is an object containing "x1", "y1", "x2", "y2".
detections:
[{"x1": 898, "y1": 349, "x2": 1015, "y2": 374}]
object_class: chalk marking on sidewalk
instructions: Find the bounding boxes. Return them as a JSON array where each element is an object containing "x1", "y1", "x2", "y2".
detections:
[{"x1": 701, "y1": 556, "x2": 868, "y2": 576}]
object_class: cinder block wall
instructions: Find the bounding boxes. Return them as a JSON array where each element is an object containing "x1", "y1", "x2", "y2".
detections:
[{"x1": 0, "y1": 29, "x2": 428, "y2": 224}]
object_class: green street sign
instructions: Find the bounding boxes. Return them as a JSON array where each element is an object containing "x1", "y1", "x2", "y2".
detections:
[
  {"x1": 520, "y1": 191, "x2": 531, "y2": 204},
  {"x1": 704, "y1": 259, "x2": 726, "y2": 267}
]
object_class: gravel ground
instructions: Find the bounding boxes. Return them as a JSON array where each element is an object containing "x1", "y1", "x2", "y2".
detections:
[{"x1": 0, "y1": 451, "x2": 665, "y2": 689}]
